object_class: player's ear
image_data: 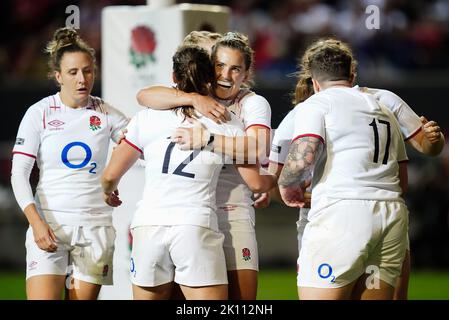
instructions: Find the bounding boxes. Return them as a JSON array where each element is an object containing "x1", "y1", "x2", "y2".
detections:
[
  {"x1": 312, "y1": 78, "x2": 321, "y2": 93},
  {"x1": 243, "y1": 69, "x2": 249, "y2": 82},
  {"x1": 349, "y1": 73, "x2": 356, "y2": 86},
  {"x1": 172, "y1": 72, "x2": 177, "y2": 84},
  {"x1": 55, "y1": 71, "x2": 62, "y2": 86}
]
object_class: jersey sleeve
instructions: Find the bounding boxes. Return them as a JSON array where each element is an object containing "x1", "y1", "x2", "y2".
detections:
[
  {"x1": 123, "y1": 113, "x2": 143, "y2": 154},
  {"x1": 104, "y1": 103, "x2": 129, "y2": 143},
  {"x1": 390, "y1": 110, "x2": 409, "y2": 163},
  {"x1": 11, "y1": 105, "x2": 42, "y2": 211},
  {"x1": 269, "y1": 108, "x2": 297, "y2": 164},
  {"x1": 11, "y1": 154, "x2": 36, "y2": 210},
  {"x1": 292, "y1": 97, "x2": 327, "y2": 144},
  {"x1": 379, "y1": 102, "x2": 409, "y2": 163},
  {"x1": 240, "y1": 94, "x2": 272, "y2": 130},
  {"x1": 12, "y1": 105, "x2": 43, "y2": 159},
  {"x1": 372, "y1": 89, "x2": 422, "y2": 140}
]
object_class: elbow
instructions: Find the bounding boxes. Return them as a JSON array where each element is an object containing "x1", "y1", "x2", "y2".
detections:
[
  {"x1": 248, "y1": 183, "x2": 264, "y2": 193},
  {"x1": 136, "y1": 89, "x2": 145, "y2": 106},
  {"x1": 247, "y1": 176, "x2": 276, "y2": 193}
]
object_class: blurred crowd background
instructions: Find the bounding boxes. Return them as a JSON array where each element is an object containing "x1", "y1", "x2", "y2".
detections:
[
  {"x1": 0, "y1": 0, "x2": 448, "y2": 272},
  {"x1": 2, "y1": 0, "x2": 449, "y2": 82}
]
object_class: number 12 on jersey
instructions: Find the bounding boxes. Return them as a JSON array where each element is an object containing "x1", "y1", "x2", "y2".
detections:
[
  {"x1": 162, "y1": 141, "x2": 200, "y2": 178},
  {"x1": 369, "y1": 118, "x2": 391, "y2": 164}
]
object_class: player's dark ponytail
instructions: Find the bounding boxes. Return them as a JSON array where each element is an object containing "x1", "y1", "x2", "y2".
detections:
[
  {"x1": 172, "y1": 45, "x2": 213, "y2": 119},
  {"x1": 293, "y1": 74, "x2": 314, "y2": 105}
]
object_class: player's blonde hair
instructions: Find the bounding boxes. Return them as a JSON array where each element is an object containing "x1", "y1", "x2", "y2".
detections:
[
  {"x1": 182, "y1": 30, "x2": 222, "y2": 47},
  {"x1": 293, "y1": 38, "x2": 357, "y2": 105},
  {"x1": 45, "y1": 27, "x2": 96, "y2": 79},
  {"x1": 172, "y1": 45, "x2": 214, "y2": 119}
]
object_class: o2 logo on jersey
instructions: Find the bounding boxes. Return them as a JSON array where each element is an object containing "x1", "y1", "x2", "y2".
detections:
[
  {"x1": 318, "y1": 263, "x2": 336, "y2": 283},
  {"x1": 61, "y1": 141, "x2": 97, "y2": 174}
]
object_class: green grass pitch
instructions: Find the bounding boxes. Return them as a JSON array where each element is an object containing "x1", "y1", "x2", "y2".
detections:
[
  {"x1": 257, "y1": 269, "x2": 449, "y2": 299},
  {"x1": 1, "y1": 269, "x2": 448, "y2": 300}
]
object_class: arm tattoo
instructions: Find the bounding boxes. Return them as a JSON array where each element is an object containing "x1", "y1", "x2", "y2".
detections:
[{"x1": 278, "y1": 137, "x2": 323, "y2": 187}]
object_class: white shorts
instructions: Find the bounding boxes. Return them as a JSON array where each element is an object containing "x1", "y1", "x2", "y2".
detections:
[
  {"x1": 297, "y1": 208, "x2": 310, "y2": 256},
  {"x1": 26, "y1": 224, "x2": 115, "y2": 285},
  {"x1": 297, "y1": 199, "x2": 408, "y2": 288},
  {"x1": 130, "y1": 225, "x2": 227, "y2": 287},
  {"x1": 296, "y1": 208, "x2": 411, "y2": 270},
  {"x1": 219, "y1": 219, "x2": 259, "y2": 271}
]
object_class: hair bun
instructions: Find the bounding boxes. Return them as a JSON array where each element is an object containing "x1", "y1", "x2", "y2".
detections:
[{"x1": 53, "y1": 27, "x2": 79, "y2": 46}]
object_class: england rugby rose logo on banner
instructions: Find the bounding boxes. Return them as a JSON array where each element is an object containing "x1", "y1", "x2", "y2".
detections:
[{"x1": 130, "y1": 25, "x2": 157, "y2": 69}]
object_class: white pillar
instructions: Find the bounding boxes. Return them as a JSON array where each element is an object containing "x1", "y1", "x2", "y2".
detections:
[{"x1": 147, "y1": 0, "x2": 175, "y2": 8}]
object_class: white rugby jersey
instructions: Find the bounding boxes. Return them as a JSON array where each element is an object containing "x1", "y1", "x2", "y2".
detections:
[
  {"x1": 270, "y1": 86, "x2": 419, "y2": 166},
  {"x1": 357, "y1": 86, "x2": 422, "y2": 140},
  {"x1": 124, "y1": 108, "x2": 244, "y2": 232},
  {"x1": 214, "y1": 89, "x2": 271, "y2": 222},
  {"x1": 292, "y1": 86, "x2": 407, "y2": 209},
  {"x1": 269, "y1": 108, "x2": 298, "y2": 165},
  {"x1": 12, "y1": 93, "x2": 128, "y2": 226},
  {"x1": 269, "y1": 106, "x2": 314, "y2": 206}
]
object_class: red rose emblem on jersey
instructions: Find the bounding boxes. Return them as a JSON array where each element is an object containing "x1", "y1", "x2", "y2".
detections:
[
  {"x1": 242, "y1": 248, "x2": 251, "y2": 261},
  {"x1": 89, "y1": 115, "x2": 101, "y2": 131},
  {"x1": 130, "y1": 25, "x2": 157, "y2": 68}
]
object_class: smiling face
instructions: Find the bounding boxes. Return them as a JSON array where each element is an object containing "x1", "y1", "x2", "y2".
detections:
[
  {"x1": 55, "y1": 51, "x2": 95, "y2": 108},
  {"x1": 212, "y1": 46, "x2": 248, "y2": 100}
]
